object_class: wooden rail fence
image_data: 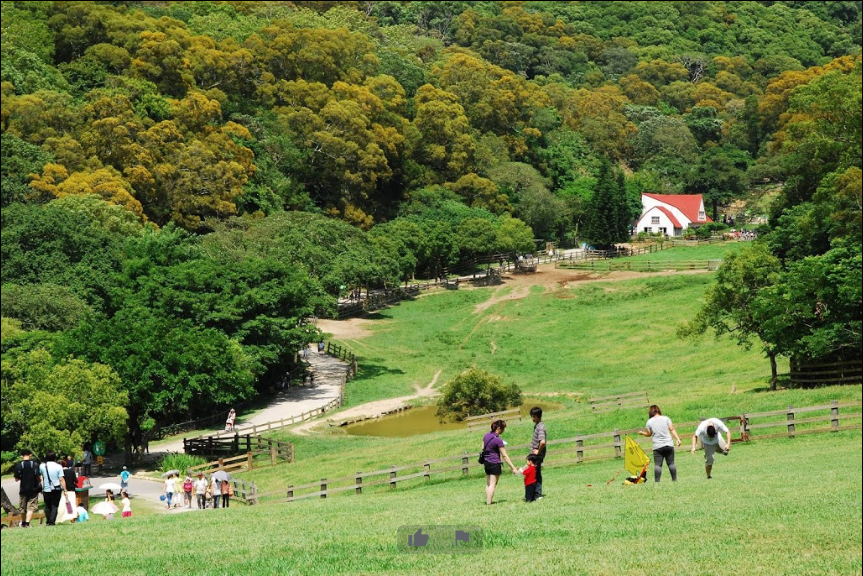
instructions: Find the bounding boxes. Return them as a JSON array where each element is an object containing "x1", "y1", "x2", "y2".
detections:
[
  {"x1": 466, "y1": 408, "x2": 522, "y2": 431},
  {"x1": 559, "y1": 259, "x2": 722, "y2": 272},
  {"x1": 789, "y1": 359, "x2": 862, "y2": 386},
  {"x1": 264, "y1": 401, "x2": 860, "y2": 504},
  {"x1": 183, "y1": 433, "x2": 294, "y2": 463},
  {"x1": 589, "y1": 391, "x2": 650, "y2": 412}
]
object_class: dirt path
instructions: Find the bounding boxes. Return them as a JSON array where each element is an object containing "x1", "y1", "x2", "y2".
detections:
[
  {"x1": 293, "y1": 369, "x2": 443, "y2": 432},
  {"x1": 150, "y1": 350, "x2": 349, "y2": 454}
]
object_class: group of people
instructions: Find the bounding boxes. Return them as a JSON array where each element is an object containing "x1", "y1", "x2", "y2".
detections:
[
  {"x1": 638, "y1": 404, "x2": 731, "y2": 481},
  {"x1": 481, "y1": 407, "x2": 547, "y2": 505},
  {"x1": 480, "y1": 404, "x2": 733, "y2": 505},
  {"x1": 162, "y1": 472, "x2": 233, "y2": 510}
]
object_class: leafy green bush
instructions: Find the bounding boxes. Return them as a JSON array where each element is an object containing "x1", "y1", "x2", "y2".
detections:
[
  {"x1": 435, "y1": 367, "x2": 522, "y2": 422},
  {"x1": 158, "y1": 453, "x2": 208, "y2": 475}
]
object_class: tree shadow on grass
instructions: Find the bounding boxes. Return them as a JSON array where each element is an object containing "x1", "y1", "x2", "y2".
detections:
[{"x1": 353, "y1": 362, "x2": 406, "y2": 382}]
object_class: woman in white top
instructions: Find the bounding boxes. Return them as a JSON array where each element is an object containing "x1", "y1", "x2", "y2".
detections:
[
  {"x1": 638, "y1": 404, "x2": 682, "y2": 482},
  {"x1": 163, "y1": 474, "x2": 176, "y2": 509},
  {"x1": 121, "y1": 491, "x2": 132, "y2": 518}
]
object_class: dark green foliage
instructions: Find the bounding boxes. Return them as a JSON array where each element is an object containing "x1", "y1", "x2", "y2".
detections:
[
  {"x1": 584, "y1": 160, "x2": 631, "y2": 248},
  {"x1": 435, "y1": 367, "x2": 522, "y2": 422},
  {"x1": 0, "y1": 283, "x2": 93, "y2": 332},
  {"x1": 0, "y1": 133, "x2": 53, "y2": 207}
]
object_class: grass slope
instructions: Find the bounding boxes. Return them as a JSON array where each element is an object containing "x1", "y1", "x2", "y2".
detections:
[
  {"x1": 342, "y1": 271, "x2": 775, "y2": 408},
  {"x1": 2, "y1": 431, "x2": 860, "y2": 576}
]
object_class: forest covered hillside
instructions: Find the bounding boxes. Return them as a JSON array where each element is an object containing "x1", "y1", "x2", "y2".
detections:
[{"x1": 1, "y1": 1, "x2": 860, "y2": 462}]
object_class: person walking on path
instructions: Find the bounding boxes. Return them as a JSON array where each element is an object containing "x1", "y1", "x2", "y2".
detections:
[
  {"x1": 210, "y1": 475, "x2": 221, "y2": 509},
  {"x1": 638, "y1": 404, "x2": 682, "y2": 482},
  {"x1": 220, "y1": 480, "x2": 231, "y2": 508},
  {"x1": 39, "y1": 450, "x2": 68, "y2": 526},
  {"x1": 81, "y1": 444, "x2": 92, "y2": 477},
  {"x1": 529, "y1": 407, "x2": 547, "y2": 499},
  {"x1": 120, "y1": 466, "x2": 130, "y2": 492},
  {"x1": 225, "y1": 408, "x2": 237, "y2": 432},
  {"x1": 691, "y1": 417, "x2": 731, "y2": 479},
  {"x1": 183, "y1": 475, "x2": 194, "y2": 508},
  {"x1": 13, "y1": 449, "x2": 41, "y2": 527},
  {"x1": 482, "y1": 420, "x2": 518, "y2": 505},
  {"x1": 194, "y1": 473, "x2": 208, "y2": 509},
  {"x1": 163, "y1": 473, "x2": 176, "y2": 509}
]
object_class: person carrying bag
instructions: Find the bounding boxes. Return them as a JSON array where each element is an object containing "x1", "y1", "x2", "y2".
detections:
[{"x1": 39, "y1": 450, "x2": 67, "y2": 526}]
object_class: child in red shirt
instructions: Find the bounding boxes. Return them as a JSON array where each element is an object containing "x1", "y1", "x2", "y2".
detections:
[{"x1": 521, "y1": 454, "x2": 539, "y2": 502}]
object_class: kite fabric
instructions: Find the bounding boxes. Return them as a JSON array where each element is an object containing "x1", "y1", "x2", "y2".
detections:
[
  {"x1": 606, "y1": 436, "x2": 651, "y2": 485},
  {"x1": 624, "y1": 436, "x2": 650, "y2": 476}
]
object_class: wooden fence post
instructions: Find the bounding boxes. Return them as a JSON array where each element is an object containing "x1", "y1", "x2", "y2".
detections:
[
  {"x1": 247, "y1": 452, "x2": 253, "y2": 471},
  {"x1": 249, "y1": 482, "x2": 257, "y2": 505},
  {"x1": 576, "y1": 437, "x2": 584, "y2": 463},
  {"x1": 462, "y1": 451, "x2": 469, "y2": 475},
  {"x1": 787, "y1": 406, "x2": 796, "y2": 437},
  {"x1": 390, "y1": 465, "x2": 397, "y2": 489},
  {"x1": 830, "y1": 400, "x2": 839, "y2": 431},
  {"x1": 270, "y1": 441, "x2": 277, "y2": 467},
  {"x1": 424, "y1": 462, "x2": 431, "y2": 481},
  {"x1": 320, "y1": 478, "x2": 327, "y2": 499},
  {"x1": 355, "y1": 473, "x2": 363, "y2": 495},
  {"x1": 613, "y1": 429, "x2": 622, "y2": 458},
  {"x1": 287, "y1": 485, "x2": 293, "y2": 501},
  {"x1": 739, "y1": 415, "x2": 748, "y2": 441}
]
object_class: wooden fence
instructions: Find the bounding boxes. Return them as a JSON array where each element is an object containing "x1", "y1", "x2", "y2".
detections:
[
  {"x1": 559, "y1": 259, "x2": 722, "y2": 272},
  {"x1": 789, "y1": 359, "x2": 862, "y2": 386},
  {"x1": 267, "y1": 401, "x2": 860, "y2": 504},
  {"x1": 741, "y1": 401, "x2": 862, "y2": 440},
  {"x1": 466, "y1": 408, "x2": 522, "y2": 431},
  {"x1": 183, "y1": 434, "x2": 294, "y2": 462},
  {"x1": 590, "y1": 391, "x2": 650, "y2": 413}
]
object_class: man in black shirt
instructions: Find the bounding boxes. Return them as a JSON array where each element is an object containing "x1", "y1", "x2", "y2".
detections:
[{"x1": 13, "y1": 449, "x2": 41, "y2": 527}]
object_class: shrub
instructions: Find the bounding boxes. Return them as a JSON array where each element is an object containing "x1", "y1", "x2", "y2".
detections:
[
  {"x1": 435, "y1": 367, "x2": 522, "y2": 422},
  {"x1": 158, "y1": 453, "x2": 208, "y2": 476}
]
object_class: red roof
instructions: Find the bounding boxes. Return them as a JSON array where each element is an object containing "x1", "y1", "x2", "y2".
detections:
[
  {"x1": 653, "y1": 206, "x2": 683, "y2": 228},
  {"x1": 643, "y1": 193, "x2": 712, "y2": 224}
]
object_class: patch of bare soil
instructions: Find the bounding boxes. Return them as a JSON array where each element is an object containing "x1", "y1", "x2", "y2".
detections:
[
  {"x1": 293, "y1": 370, "x2": 443, "y2": 432},
  {"x1": 316, "y1": 317, "x2": 378, "y2": 341}
]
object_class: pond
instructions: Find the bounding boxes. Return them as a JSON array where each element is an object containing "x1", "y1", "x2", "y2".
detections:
[{"x1": 344, "y1": 401, "x2": 562, "y2": 437}]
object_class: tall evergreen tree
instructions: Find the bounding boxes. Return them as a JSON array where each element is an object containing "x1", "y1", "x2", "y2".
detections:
[{"x1": 584, "y1": 159, "x2": 630, "y2": 249}]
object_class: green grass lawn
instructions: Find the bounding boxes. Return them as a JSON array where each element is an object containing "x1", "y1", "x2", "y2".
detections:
[
  {"x1": 338, "y1": 270, "x2": 795, "y2": 409},
  {"x1": 3, "y1": 430, "x2": 859, "y2": 576}
]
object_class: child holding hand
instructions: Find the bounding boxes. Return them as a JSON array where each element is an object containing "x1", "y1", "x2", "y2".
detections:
[{"x1": 519, "y1": 454, "x2": 540, "y2": 502}]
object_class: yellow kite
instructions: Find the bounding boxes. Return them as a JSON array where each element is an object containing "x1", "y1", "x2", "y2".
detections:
[{"x1": 623, "y1": 436, "x2": 650, "y2": 484}]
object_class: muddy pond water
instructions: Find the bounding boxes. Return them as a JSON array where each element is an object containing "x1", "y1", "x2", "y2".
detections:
[{"x1": 344, "y1": 401, "x2": 562, "y2": 437}]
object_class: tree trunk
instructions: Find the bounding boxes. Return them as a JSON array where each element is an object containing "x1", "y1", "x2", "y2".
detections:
[
  {"x1": 768, "y1": 351, "x2": 778, "y2": 391},
  {"x1": 712, "y1": 199, "x2": 719, "y2": 223}
]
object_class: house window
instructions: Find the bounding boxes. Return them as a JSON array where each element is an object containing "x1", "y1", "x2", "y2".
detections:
[
  {"x1": 643, "y1": 227, "x2": 651, "y2": 233},
  {"x1": 651, "y1": 216, "x2": 660, "y2": 225},
  {"x1": 698, "y1": 211, "x2": 705, "y2": 220},
  {"x1": 659, "y1": 227, "x2": 667, "y2": 235}
]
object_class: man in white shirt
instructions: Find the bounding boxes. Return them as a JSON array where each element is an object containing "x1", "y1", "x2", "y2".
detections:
[
  {"x1": 194, "y1": 473, "x2": 209, "y2": 509},
  {"x1": 691, "y1": 417, "x2": 731, "y2": 479}
]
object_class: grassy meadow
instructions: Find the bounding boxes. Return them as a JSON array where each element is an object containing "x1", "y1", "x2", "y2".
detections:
[
  {"x1": 3, "y1": 243, "x2": 860, "y2": 575},
  {"x1": 2, "y1": 430, "x2": 860, "y2": 576}
]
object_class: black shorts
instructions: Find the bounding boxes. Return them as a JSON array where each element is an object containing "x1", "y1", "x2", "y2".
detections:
[{"x1": 484, "y1": 462, "x2": 502, "y2": 476}]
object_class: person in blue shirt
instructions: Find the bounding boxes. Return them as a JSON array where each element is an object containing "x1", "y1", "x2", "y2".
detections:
[{"x1": 120, "y1": 466, "x2": 131, "y2": 491}]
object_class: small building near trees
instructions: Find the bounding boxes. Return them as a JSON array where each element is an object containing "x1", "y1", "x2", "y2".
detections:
[{"x1": 634, "y1": 193, "x2": 712, "y2": 237}]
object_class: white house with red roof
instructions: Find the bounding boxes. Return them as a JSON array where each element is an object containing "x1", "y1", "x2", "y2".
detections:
[{"x1": 634, "y1": 193, "x2": 712, "y2": 237}]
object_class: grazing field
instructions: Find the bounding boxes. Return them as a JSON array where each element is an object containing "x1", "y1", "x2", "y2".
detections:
[
  {"x1": 2, "y1": 430, "x2": 860, "y2": 576},
  {"x1": 337, "y1": 268, "x2": 777, "y2": 409}
]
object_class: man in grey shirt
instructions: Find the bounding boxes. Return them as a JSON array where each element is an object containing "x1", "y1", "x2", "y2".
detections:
[{"x1": 529, "y1": 407, "x2": 547, "y2": 499}]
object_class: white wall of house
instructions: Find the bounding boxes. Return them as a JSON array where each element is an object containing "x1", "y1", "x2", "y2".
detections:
[{"x1": 635, "y1": 207, "x2": 682, "y2": 236}]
